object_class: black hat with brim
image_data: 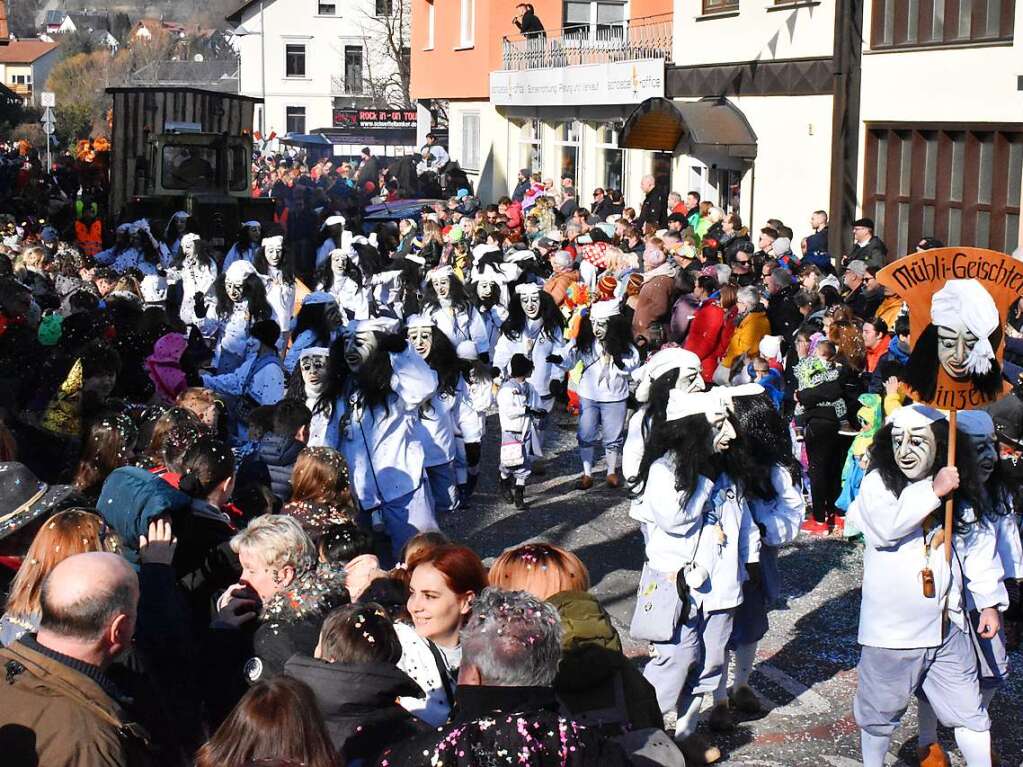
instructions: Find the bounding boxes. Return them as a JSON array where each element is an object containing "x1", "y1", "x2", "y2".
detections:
[{"x1": 0, "y1": 462, "x2": 77, "y2": 541}]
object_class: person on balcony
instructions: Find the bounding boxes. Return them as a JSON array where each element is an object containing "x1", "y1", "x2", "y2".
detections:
[{"x1": 513, "y1": 3, "x2": 545, "y2": 37}]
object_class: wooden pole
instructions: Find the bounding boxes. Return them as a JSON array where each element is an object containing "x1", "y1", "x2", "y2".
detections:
[{"x1": 944, "y1": 408, "x2": 957, "y2": 563}]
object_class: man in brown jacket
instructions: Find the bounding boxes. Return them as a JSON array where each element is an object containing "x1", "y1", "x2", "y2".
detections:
[
  {"x1": 543, "y1": 250, "x2": 580, "y2": 308},
  {"x1": 0, "y1": 552, "x2": 156, "y2": 767},
  {"x1": 631, "y1": 247, "x2": 677, "y2": 349}
]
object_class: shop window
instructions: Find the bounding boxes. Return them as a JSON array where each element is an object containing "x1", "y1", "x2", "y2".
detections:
[
  {"x1": 555, "y1": 121, "x2": 581, "y2": 187},
  {"x1": 462, "y1": 112, "x2": 481, "y2": 171},
  {"x1": 596, "y1": 123, "x2": 623, "y2": 193},
  {"x1": 863, "y1": 125, "x2": 1023, "y2": 254},
  {"x1": 518, "y1": 119, "x2": 543, "y2": 177},
  {"x1": 871, "y1": 0, "x2": 1015, "y2": 50}
]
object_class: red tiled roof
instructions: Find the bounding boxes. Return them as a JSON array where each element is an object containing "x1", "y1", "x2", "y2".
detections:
[{"x1": 0, "y1": 39, "x2": 60, "y2": 63}]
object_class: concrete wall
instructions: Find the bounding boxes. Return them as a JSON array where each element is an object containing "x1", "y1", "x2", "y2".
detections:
[{"x1": 672, "y1": 0, "x2": 834, "y2": 66}]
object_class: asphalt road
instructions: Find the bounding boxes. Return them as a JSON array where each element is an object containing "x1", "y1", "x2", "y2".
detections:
[{"x1": 443, "y1": 407, "x2": 1023, "y2": 767}]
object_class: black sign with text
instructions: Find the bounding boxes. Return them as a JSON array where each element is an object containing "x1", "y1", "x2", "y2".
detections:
[{"x1": 332, "y1": 109, "x2": 418, "y2": 130}]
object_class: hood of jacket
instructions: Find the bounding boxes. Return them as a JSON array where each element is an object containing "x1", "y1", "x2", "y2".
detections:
[
  {"x1": 96, "y1": 466, "x2": 191, "y2": 567},
  {"x1": 285, "y1": 655, "x2": 424, "y2": 716},
  {"x1": 257, "y1": 433, "x2": 304, "y2": 467},
  {"x1": 547, "y1": 590, "x2": 625, "y2": 691}
]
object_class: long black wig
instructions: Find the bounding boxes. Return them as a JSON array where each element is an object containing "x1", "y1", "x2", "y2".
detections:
[{"x1": 500, "y1": 289, "x2": 564, "y2": 342}]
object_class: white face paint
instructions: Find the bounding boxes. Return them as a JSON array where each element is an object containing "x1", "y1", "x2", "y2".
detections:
[
  {"x1": 892, "y1": 425, "x2": 938, "y2": 481},
  {"x1": 936, "y1": 324, "x2": 979, "y2": 379},
  {"x1": 520, "y1": 292, "x2": 541, "y2": 319},
  {"x1": 969, "y1": 433, "x2": 997, "y2": 484},
  {"x1": 331, "y1": 250, "x2": 348, "y2": 278},
  {"x1": 478, "y1": 280, "x2": 495, "y2": 299},
  {"x1": 226, "y1": 278, "x2": 245, "y2": 303},
  {"x1": 707, "y1": 406, "x2": 736, "y2": 454},
  {"x1": 407, "y1": 327, "x2": 433, "y2": 359},
  {"x1": 432, "y1": 276, "x2": 451, "y2": 301},
  {"x1": 300, "y1": 354, "x2": 329, "y2": 397},
  {"x1": 593, "y1": 318, "x2": 609, "y2": 341},
  {"x1": 344, "y1": 330, "x2": 378, "y2": 371},
  {"x1": 264, "y1": 243, "x2": 283, "y2": 267}
]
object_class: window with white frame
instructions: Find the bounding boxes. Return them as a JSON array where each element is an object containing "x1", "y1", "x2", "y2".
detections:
[
  {"x1": 563, "y1": 0, "x2": 626, "y2": 37},
  {"x1": 460, "y1": 0, "x2": 475, "y2": 47},
  {"x1": 518, "y1": 119, "x2": 542, "y2": 178},
  {"x1": 461, "y1": 112, "x2": 481, "y2": 171},
  {"x1": 344, "y1": 46, "x2": 364, "y2": 94},
  {"x1": 555, "y1": 120, "x2": 581, "y2": 187},
  {"x1": 286, "y1": 106, "x2": 306, "y2": 135},
  {"x1": 596, "y1": 123, "x2": 623, "y2": 193},
  {"x1": 425, "y1": 0, "x2": 435, "y2": 49},
  {"x1": 285, "y1": 43, "x2": 306, "y2": 77}
]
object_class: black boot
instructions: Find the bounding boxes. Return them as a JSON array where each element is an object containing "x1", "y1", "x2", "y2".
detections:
[
  {"x1": 514, "y1": 485, "x2": 527, "y2": 509},
  {"x1": 500, "y1": 476, "x2": 514, "y2": 504}
]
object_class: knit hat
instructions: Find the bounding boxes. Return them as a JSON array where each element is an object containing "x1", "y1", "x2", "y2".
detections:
[
  {"x1": 37, "y1": 312, "x2": 63, "y2": 346},
  {"x1": 957, "y1": 409, "x2": 995, "y2": 438},
  {"x1": 930, "y1": 279, "x2": 1000, "y2": 375},
  {"x1": 597, "y1": 274, "x2": 618, "y2": 301},
  {"x1": 626, "y1": 273, "x2": 643, "y2": 297}
]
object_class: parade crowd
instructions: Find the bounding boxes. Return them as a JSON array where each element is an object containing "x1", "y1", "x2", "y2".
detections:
[{"x1": 0, "y1": 140, "x2": 1021, "y2": 767}]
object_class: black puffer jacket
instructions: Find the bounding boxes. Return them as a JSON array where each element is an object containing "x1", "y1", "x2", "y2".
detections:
[{"x1": 285, "y1": 655, "x2": 430, "y2": 765}]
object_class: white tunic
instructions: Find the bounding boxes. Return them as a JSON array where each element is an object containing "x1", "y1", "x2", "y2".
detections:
[
  {"x1": 322, "y1": 276, "x2": 370, "y2": 321},
  {"x1": 426, "y1": 303, "x2": 490, "y2": 356},
  {"x1": 749, "y1": 466, "x2": 805, "y2": 547},
  {"x1": 641, "y1": 459, "x2": 759, "y2": 612},
  {"x1": 213, "y1": 302, "x2": 254, "y2": 369},
  {"x1": 339, "y1": 350, "x2": 439, "y2": 509},
  {"x1": 480, "y1": 304, "x2": 509, "y2": 353},
  {"x1": 173, "y1": 259, "x2": 218, "y2": 330},
  {"x1": 562, "y1": 341, "x2": 640, "y2": 402},
  {"x1": 414, "y1": 378, "x2": 482, "y2": 467},
  {"x1": 261, "y1": 268, "x2": 297, "y2": 349},
  {"x1": 492, "y1": 319, "x2": 567, "y2": 398},
  {"x1": 848, "y1": 471, "x2": 1008, "y2": 649},
  {"x1": 307, "y1": 395, "x2": 344, "y2": 449}
]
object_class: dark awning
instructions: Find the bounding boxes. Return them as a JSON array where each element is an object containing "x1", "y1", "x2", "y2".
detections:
[{"x1": 619, "y1": 97, "x2": 757, "y2": 166}]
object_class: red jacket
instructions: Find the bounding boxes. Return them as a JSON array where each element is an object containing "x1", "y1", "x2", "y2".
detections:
[{"x1": 684, "y1": 299, "x2": 734, "y2": 382}]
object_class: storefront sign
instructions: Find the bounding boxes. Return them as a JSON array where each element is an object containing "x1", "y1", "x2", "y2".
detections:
[
  {"x1": 490, "y1": 59, "x2": 665, "y2": 106},
  {"x1": 332, "y1": 109, "x2": 418, "y2": 130}
]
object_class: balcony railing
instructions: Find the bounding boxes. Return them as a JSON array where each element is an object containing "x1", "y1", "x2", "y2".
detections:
[{"x1": 501, "y1": 13, "x2": 672, "y2": 71}]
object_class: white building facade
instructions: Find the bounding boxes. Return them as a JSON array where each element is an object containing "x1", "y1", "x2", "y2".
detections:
[{"x1": 228, "y1": 0, "x2": 408, "y2": 140}]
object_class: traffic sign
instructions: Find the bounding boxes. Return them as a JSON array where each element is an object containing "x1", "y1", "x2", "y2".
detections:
[
  {"x1": 42, "y1": 107, "x2": 55, "y2": 126},
  {"x1": 40, "y1": 92, "x2": 55, "y2": 108},
  {"x1": 43, "y1": 123, "x2": 55, "y2": 136}
]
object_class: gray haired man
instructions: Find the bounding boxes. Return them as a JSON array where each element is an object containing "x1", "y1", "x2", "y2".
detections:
[{"x1": 377, "y1": 588, "x2": 628, "y2": 766}]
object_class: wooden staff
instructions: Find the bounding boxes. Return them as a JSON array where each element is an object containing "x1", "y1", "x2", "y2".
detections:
[{"x1": 944, "y1": 408, "x2": 957, "y2": 563}]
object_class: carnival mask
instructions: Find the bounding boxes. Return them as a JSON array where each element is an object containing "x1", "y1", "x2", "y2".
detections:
[
  {"x1": 520, "y1": 292, "x2": 541, "y2": 319},
  {"x1": 300, "y1": 355, "x2": 329, "y2": 397},
  {"x1": 247, "y1": 225, "x2": 262, "y2": 243},
  {"x1": 344, "y1": 330, "x2": 378, "y2": 371},
  {"x1": 593, "y1": 318, "x2": 609, "y2": 341},
  {"x1": 264, "y1": 242, "x2": 283, "y2": 267},
  {"x1": 331, "y1": 249, "x2": 348, "y2": 277},
  {"x1": 182, "y1": 235, "x2": 200, "y2": 260},
  {"x1": 407, "y1": 327, "x2": 433, "y2": 359},
  {"x1": 226, "y1": 277, "x2": 245, "y2": 303},
  {"x1": 936, "y1": 324, "x2": 979, "y2": 380},
  {"x1": 892, "y1": 425, "x2": 938, "y2": 481},
  {"x1": 969, "y1": 432, "x2": 998, "y2": 484},
  {"x1": 478, "y1": 280, "x2": 495, "y2": 299},
  {"x1": 708, "y1": 406, "x2": 735, "y2": 454},
  {"x1": 432, "y1": 275, "x2": 451, "y2": 301}
]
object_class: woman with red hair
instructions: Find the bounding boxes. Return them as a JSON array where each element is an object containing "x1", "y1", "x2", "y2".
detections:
[{"x1": 395, "y1": 544, "x2": 487, "y2": 727}]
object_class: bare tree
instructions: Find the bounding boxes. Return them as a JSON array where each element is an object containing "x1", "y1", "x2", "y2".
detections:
[{"x1": 357, "y1": 0, "x2": 411, "y2": 108}]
